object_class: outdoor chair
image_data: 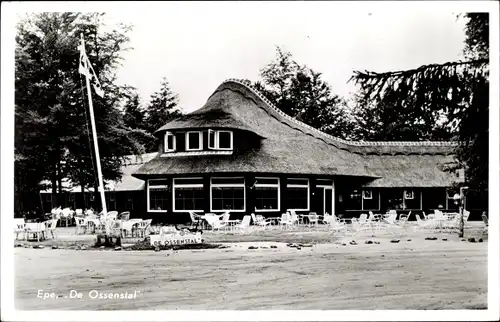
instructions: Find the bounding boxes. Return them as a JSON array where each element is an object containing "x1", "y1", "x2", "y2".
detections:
[
  {"x1": 234, "y1": 215, "x2": 252, "y2": 234},
  {"x1": 75, "y1": 217, "x2": 88, "y2": 235},
  {"x1": 278, "y1": 212, "x2": 293, "y2": 230},
  {"x1": 204, "y1": 215, "x2": 227, "y2": 232},
  {"x1": 221, "y1": 212, "x2": 231, "y2": 226},
  {"x1": 108, "y1": 220, "x2": 123, "y2": 238},
  {"x1": 307, "y1": 212, "x2": 320, "y2": 227},
  {"x1": 45, "y1": 218, "x2": 58, "y2": 239},
  {"x1": 75, "y1": 209, "x2": 84, "y2": 217},
  {"x1": 251, "y1": 213, "x2": 272, "y2": 229},
  {"x1": 321, "y1": 212, "x2": 333, "y2": 225},
  {"x1": 122, "y1": 219, "x2": 141, "y2": 237},
  {"x1": 327, "y1": 215, "x2": 348, "y2": 236},
  {"x1": 189, "y1": 211, "x2": 203, "y2": 229},
  {"x1": 106, "y1": 211, "x2": 119, "y2": 221},
  {"x1": 14, "y1": 218, "x2": 26, "y2": 240},
  {"x1": 118, "y1": 211, "x2": 130, "y2": 221},
  {"x1": 415, "y1": 214, "x2": 434, "y2": 230},
  {"x1": 135, "y1": 219, "x2": 153, "y2": 238}
]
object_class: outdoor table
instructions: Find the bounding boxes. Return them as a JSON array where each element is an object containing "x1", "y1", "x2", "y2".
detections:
[{"x1": 25, "y1": 222, "x2": 46, "y2": 240}]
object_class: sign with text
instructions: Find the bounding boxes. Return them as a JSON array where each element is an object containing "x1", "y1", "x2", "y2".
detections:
[{"x1": 150, "y1": 227, "x2": 202, "y2": 246}]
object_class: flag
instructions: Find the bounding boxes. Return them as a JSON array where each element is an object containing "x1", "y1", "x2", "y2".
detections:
[{"x1": 79, "y1": 39, "x2": 104, "y2": 98}]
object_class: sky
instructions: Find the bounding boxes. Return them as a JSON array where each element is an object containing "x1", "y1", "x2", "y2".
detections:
[{"x1": 101, "y1": 2, "x2": 468, "y2": 114}]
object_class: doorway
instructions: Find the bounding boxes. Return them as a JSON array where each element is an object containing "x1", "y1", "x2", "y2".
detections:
[{"x1": 324, "y1": 187, "x2": 334, "y2": 216}]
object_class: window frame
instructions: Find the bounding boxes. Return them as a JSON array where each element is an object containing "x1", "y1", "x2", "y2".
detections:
[
  {"x1": 147, "y1": 179, "x2": 169, "y2": 213},
  {"x1": 208, "y1": 129, "x2": 216, "y2": 149},
  {"x1": 362, "y1": 190, "x2": 373, "y2": 200},
  {"x1": 185, "y1": 131, "x2": 203, "y2": 151},
  {"x1": 172, "y1": 177, "x2": 204, "y2": 212},
  {"x1": 210, "y1": 177, "x2": 246, "y2": 212},
  {"x1": 254, "y1": 177, "x2": 280, "y2": 212},
  {"x1": 164, "y1": 131, "x2": 176, "y2": 153},
  {"x1": 216, "y1": 130, "x2": 233, "y2": 150},
  {"x1": 404, "y1": 190, "x2": 415, "y2": 200},
  {"x1": 286, "y1": 178, "x2": 310, "y2": 211}
]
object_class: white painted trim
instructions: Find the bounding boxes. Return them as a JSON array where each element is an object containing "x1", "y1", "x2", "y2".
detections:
[
  {"x1": 254, "y1": 177, "x2": 280, "y2": 212},
  {"x1": 210, "y1": 177, "x2": 246, "y2": 212},
  {"x1": 216, "y1": 130, "x2": 233, "y2": 150},
  {"x1": 164, "y1": 131, "x2": 176, "y2": 152},
  {"x1": 147, "y1": 179, "x2": 168, "y2": 213},
  {"x1": 208, "y1": 129, "x2": 216, "y2": 149},
  {"x1": 362, "y1": 190, "x2": 373, "y2": 200},
  {"x1": 286, "y1": 178, "x2": 310, "y2": 211},
  {"x1": 185, "y1": 131, "x2": 203, "y2": 151},
  {"x1": 172, "y1": 177, "x2": 204, "y2": 212},
  {"x1": 161, "y1": 150, "x2": 233, "y2": 157}
]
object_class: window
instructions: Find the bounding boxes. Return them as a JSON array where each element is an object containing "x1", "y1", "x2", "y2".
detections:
[
  {"x1": 403, "y1": 190, "x2": 421, "y2": 209},
  {"x1": 173, "y1": 178, "x2": 204, "y2": 212},
  {"x1": 164, "y1": 132, "x2": 176, "y2": 152},
  {"x1": 254, "y1": 177, "x2": 280, "y2": 211},
  {"x1": 345, "y1": 189, "x2": 362, "y2": 210},
  {"x1": 211, "y1": 177, "x2": 245, "y2": 212},
  {"x1": 208, "y1": 130, "x2": 216, "y2": 149},
  {"x1": 404, "y1": 190, "x2": 414, "y2": 200},
  {"x1": 208, "y1": 129, "x2": 233, "y2": 150},
  {"x1": 362, "y1": 190, "x2": 373, "y2": 200},
  {"x1": 186, "y1": 131, "x2": 202, "y2": 151},
  {"x1": 217, "y1": 131, "x2": 233, "y2": 150},
  {"x1": 148, "y1": 179, "x2": 169, "y2": 212},
  {"x1": 286, "y1": 178, "x2": 309, "y2": 211}
]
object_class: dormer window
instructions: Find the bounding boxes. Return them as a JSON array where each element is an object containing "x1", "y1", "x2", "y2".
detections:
[
  {"x1": 164, "y1": 131, "x2": 176, "y2": 152},
  {"x1": 208, "y1": 129, "x2": 233, "y2": 150},
  {"x1": 186, "y1": 131, "x2": 203, "y2": 151},
  {"x1": 217, "y1": 131, "x2": 233, "y2": 150}
]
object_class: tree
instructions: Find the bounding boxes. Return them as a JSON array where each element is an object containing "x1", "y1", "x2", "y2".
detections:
[
  {"x1": 123, "y1": 91, "x2": 146, "y2": 129},
  {"x1": 254, "y1": 47, "x2": 357, "y2": 139},
  {"x1": 349, "y1": 13, "x2": 489, "y2": 189},
  {"x1": 15, "y1": 12, "x2": 147, "y2": 211},
  {"x1": 143, "y1": 77, "x2": 182, "y2": 152}
]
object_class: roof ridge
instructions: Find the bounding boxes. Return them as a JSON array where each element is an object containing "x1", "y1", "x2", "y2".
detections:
[{"x1": 222, "y1": 79, "x2": 457, "y2": 148}]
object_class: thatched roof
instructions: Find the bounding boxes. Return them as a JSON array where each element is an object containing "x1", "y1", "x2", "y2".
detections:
[{"x1": 134, "y1": 79, "x2": 462, "y2": 187}]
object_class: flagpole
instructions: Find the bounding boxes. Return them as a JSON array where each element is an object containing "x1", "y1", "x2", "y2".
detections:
[{"x1": 80, "y1": 34, "x2": 108, "y2": 221}]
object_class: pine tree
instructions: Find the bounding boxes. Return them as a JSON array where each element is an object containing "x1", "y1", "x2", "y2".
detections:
[
  {"x1": 144, "y1": 77, "x2": 182, "y2": 152},
  {"x1": 254, "y1": 47, "x2": 356, "y2": 140}
]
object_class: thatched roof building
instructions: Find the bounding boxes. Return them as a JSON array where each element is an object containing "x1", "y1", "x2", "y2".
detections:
[
  {"x1": 127, "y1": 79, "x2": 469, "y2": 222},
  {"x1": 135, "y1": 79, "x2": 459, "y2": 187}
]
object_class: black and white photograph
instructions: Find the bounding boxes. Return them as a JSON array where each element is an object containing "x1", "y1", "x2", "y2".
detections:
[{"x1": 1, "y1": 1, "x2": 499, "y2": 321}]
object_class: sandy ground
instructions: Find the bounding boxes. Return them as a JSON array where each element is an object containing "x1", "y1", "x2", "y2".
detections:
[{"x1": 14, "y1": 225, "x2": 488, "y2": 310}]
